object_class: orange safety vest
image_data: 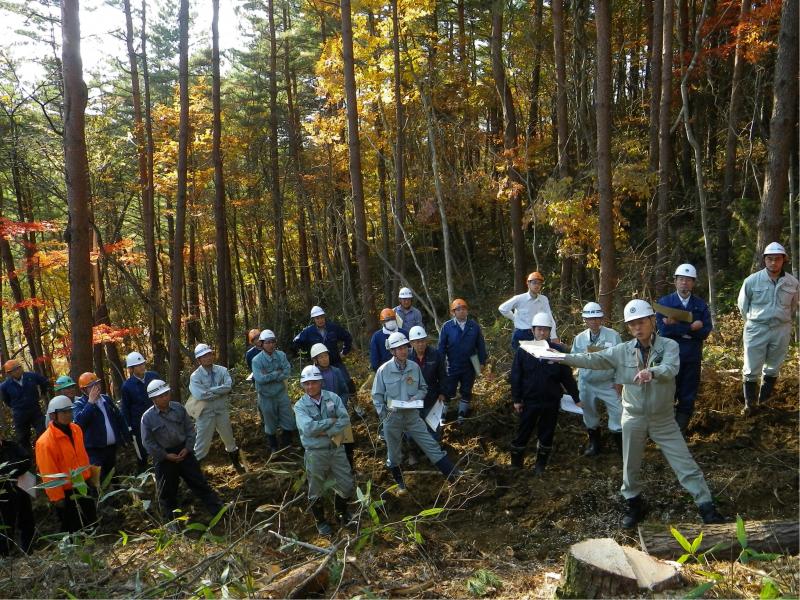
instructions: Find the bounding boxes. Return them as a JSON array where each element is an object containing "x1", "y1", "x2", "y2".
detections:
[{"x1": 35, "y1": 422, "x2": 92, "y2": 502}]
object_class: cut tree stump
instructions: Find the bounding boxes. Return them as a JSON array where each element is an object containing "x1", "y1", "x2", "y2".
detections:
[
  {"x1": 638, "y1": 519, "x2": 799, "y2": 559},
  {"x1": 556, "y1": 537, "x2": 682, "y2": 598},
  {"x1": 257, "y1": 560, "x2": 330, "y2": 598}
]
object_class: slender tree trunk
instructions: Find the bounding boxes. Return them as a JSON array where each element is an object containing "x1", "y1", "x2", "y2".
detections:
[
  {"x1": 656, "y1": 0, "x2": 673, "y2": 296},
  {"x1": 491, "y1": 0, "x2": 526, "y2": 293},
  {"x1": 552, "y1": 0, "x2": 570, "y2": 177},
  {"x1": 169, "y1": 0, "x2": 190, "y2": 400},
  {"x1": 391, "y1": 0, "x2": 406, "y2": 293},
  {"x1": 377, "y1": 132, "x2": 392, "y2": 305},
  {"x1": 341, "y1": 0, "x2": 377, "y2": 333},
  {"x1": 211, "y1": 0, "x2": 232, "y2": 365},
  {"x1": 61, "y1": 0, "x2": 94, "y2": 378},
  {"x1": 187, "y1": 221, "x2": 202, "y2": 346},
  {"x1": 756, "y1": 0, "x2": 798, "y2": 259},
  {"x1": 646, "y1": 0, "x2": 663, "y2": 269},
  {"x1": 527, "y1": 0, "x2": 544, "y2": 138}
]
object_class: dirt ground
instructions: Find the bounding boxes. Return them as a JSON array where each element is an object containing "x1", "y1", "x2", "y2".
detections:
[{"x1": 1, "y1": 329, "x2": 797, "y2": 598}]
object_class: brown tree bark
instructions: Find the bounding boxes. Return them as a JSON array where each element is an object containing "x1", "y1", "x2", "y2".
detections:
[
  {"x1": 490, "y1": 0, "x2": 526, "y2": 293},
  {"x1": 595, "y1": 0, "x2": 617, "y2": 318},
  {"x1": 168, "y1": 0, "x2": 190, "y2": 400},
  {"x1": 527, "y1": 0, "x2": 544, "y2": 138},
  {"x1": 756, "y1": 0, "x2": 798, "y2": 258},
  {"x1": 656, "y1": 0, "x2": 673, "y2": 296},
  {"x1": 391, "y1": 0, "x2": 406, "y2": 293},
  {"x1": 552, "y1": 0, "x2": 570, "y2": 177},
  {"x1": 61, "y1": 0, "x2": 94, "y2": 378},
  {"x1": 341, "y1": 0, "x2": 377, "y2": 333},
  {"x1": 646, "y1": 0, "x2": 663, "y2": 267}
]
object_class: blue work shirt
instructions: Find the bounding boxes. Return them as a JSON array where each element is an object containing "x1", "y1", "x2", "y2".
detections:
[
  {"x1": 655, "y1": 292, "x2": 712, "y2": 363},
  {"x1": 245, "y1": 346, "x2": 261, "y2": 371},
  {"x1": 438, "y1": 318, "x2": 488, "y2": 374},
  {"x1": 293, "y1": 321, "x2": 353, "y2": 366},
  {"x1": 120, "y1": 371, "x2": 160, "y2": 435},
  {"x1": 394, "y1": 305, "x2": 423, "y2": 330},
  {"x1": 0, "y1": 371, "x2": 49, "y2": 416}
]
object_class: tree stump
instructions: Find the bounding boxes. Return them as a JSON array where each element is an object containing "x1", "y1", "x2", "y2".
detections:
[
  {"x1": 257, "y1": 560, "x2": 330, "y2": 598},
  {"x1": 638, "y1": 520, "x2": 799, "y2": 559},
  {"x1": 556, "y1": 538, "x2": 682, "y2": 598}
]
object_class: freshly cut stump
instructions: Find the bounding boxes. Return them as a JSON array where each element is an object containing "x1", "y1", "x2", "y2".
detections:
[{"x1": 557, "y1": 538, "x2": 682, "y2": 598}]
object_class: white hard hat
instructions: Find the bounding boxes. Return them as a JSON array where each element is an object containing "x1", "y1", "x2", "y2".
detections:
[
  {"x1": 398, "y1": 287, "x2": 413, "y2": 299},
  {"x1": 623, "y1": 299, "x2": 655, "y2": 322},
  {"x1": 258, "y1": 329, "x2": 276, "y2": 342},
  {"x1": 674, "y1": 263, "x2": 697, "y2": 278},
  {"x1": 194, "y1": 343, "x2": 213, "y2": 359},
  {"x1": 310, "y1": 305, "x2": 325, "y2": 318},
  {"x1": 310, "y1": 343, "x2": 329, "y2": 359},
  {"x1": 386, "y1": 331, "x2": 410, "y2": 349},
  {"x1": 47, "y1": 395, "x2": 73, "y2": 415},
  {"x1": 125, "y1": 351, "x2": 146, "y2": 368},
  {"x1": 763, "y1": 242, "x2": 787, "y2": 256},
  {"x1": 300, "y1": 365, "x2": 323, "y2": 383},
  {"x1": 146, "y1": 379, "x2": 171, "y2": 398},
  {"x1": 581, "y1": 302, "x2": 604, "y2": 318},
  {"x1": 531, "y1": 312, "x2": 554, "y2": 328},
  {"x1": 408, "y1": 326, "x2": 427, "y2": 341}
]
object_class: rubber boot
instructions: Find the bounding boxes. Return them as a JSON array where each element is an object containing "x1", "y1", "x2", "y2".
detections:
[
  {"x1": 510, "y1": 447, "x2": 525, "y2": 469},
  {"x1": 742, "y1": 381, "x2": 758, "y2": 416},
  {"x1": 266, "y1": 434, "x2": 279, "y2": 453},
  {"x1": 228, "y1": 449, "x2": 246, "y2": 474},
  {"x1": 622, "y1": 495, "x2": 647, "y2": 529},
  {"x1": 698, "y1": 502, "x2": 730, "y2": 524},
  {"x1": 311, "y1": 502, "x2": 332, "y2": 536},
  {"x1": 532, "y1": 448, "x2": 550, "y2": 475},
  {"x1": 583, "y1": 428, "x2": 601, "y2": 457},
  {"x1": 344, "y1": 442, "x2": 355, "y2": 468},
  {"x1": 675, "y1": 412, "x2": 691, "y2": 434},
  {"x1": 758, "y1": 376, "x2": 778, "y2": 406},
  {"x1": 610, "y1": 432, "x2": 623, "y2": 456},
  {"x1": 335, "y1": 494, "x2": 355, "y2": 526},
  {"x1": 435, "y1": 455, "x2": 462, "y2": 482},
  {"x1": 389, "y1": 466, "x2": 407, "y2": 495}
]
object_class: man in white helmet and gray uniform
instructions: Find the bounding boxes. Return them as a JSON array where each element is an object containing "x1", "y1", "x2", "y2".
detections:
[
  {"x1": 570, "y1": 302, "x2": 622, "y2": 456},
  {"x1": 561, "y1": 299, "x2": 728, "y2": 528},
  {"x1": 737, "y1": 242, "x2": 799, "y2": 415}
]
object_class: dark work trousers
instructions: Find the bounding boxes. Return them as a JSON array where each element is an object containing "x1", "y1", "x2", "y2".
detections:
[
  {"x1": 13, "y1": 410, "x2": 45, "y2": 449},
  {"x1": 154, "y1": 448, "x2": 223, "y2": 519},
  {"x1": 56, "y1": 488, "x2": 98, "y2": 533},
  {"x1": 444, "y1": 369, "x2": 477, "y2": 403},
  {"x1": 0, "y1": 482, "x2": 35, "y2": 555},
  {"x1": 87, "y1": 444, "x2": 118, "y2": 485},
  {"x1": 675, "y1": 360, "x2": 701, "y2": 417},
  {"x1": 511, "y1": 328, "x2": 535, "y2": 352},
  {"x1": 510, "y1": 403, "x2": 559, "y2": 452},
  {"x1": 131, "y1": 434, "x2": 149, "y2": 473}
]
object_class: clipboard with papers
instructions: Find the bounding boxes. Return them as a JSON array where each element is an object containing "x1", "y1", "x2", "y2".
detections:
[
  {"x1": 424, "y1": 400, "x2": 446, "y2": 430},
  {"x1": 653, "y1": 303, "x2": 693, "y2": 323},
  {"x1": 519, "y1": 340, "x2": 566, "y2": 362}
]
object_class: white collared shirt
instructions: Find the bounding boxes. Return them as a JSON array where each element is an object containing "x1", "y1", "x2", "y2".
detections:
[{"x1": 498, "y1": 291, "x2": 557, "y2": 338}]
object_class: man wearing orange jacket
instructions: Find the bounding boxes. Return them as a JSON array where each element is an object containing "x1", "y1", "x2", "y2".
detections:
[{"x1": 35, "y1": 396, "x2": 97, "y2": 533}]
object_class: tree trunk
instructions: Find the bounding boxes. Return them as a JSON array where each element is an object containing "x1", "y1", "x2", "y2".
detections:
[
  {"x1": 595, "y1": 0, "x2": 617, "y2": 318},
  {"x1": 61, "y1": 0, "x2": 94, "y2": 378},
  {"x1": 755, "y1": 0, "x2": 798, "y2": 259},
  {"x1": 341, "y1": 0, "x2": 377, "y2": 333},
  {"x1": 391, "y1": 0, "x2": 406, "y2": 294},
  {"x1": 211, "y1": 0, "x2": 232, "y2": 365},
  {"x1": 169, "y1": 0, "x2": 190, "y2": 400},
  {"x1": 656, "y1": 0, "x2": 673, "y2": 296},
  {"x1": 552, "y1": 0, "x2": 570, "y2": 177},
  {"x1": 646, "y1": 0, "x2": 663, "y2": 267},
  {"x1": 490, "y1": 0, "x2": 526, "y2": 293},
  {"x1": 527, "y1": 0, "x2": 544, "y2": 138}
]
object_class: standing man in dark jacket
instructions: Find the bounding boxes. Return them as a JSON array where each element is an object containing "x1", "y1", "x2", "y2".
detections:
[
  {"x1": 409, "y1": 326, "x2": 447, "y2": 440},
  {"x1": 0, "y1": 438, "x2": 35, "y2": 555},
  {"x1": 509, "y1": 313, "x2": 580, "y2": 474},
  {"x1": 73, "y1": 372, "x2": 129, "y2": 483},
  {"x1": 293, "y1": 306, "x2": 354, "y2": 382},
  {"x1": 655, "y1": 264, "x2": 712, "y2": 432},
  {"x1": 245, "y1": 329, "x2": 262, "y2": 371},
  {"x1": 1, "y1": 360, "x2": 51, "y2": 448},
  {"x1": 438, "y1": 299, "x2": 488, "y2": 423},
  {"x1": 120, "y1": 352, "x2": 160, "y2": 472}
]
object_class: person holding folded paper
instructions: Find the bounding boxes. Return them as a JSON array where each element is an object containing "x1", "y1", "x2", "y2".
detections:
[
  {"x1": 655, "y1": 264, "x2": 712, "y2": 432},
  {"x1": 560, "y1": 299, "x2": 728, "y2": 529},
  {"x1": 409, "y1": 325, "x2": 447, "y2": 444},
  {"x1": 571, "y1": 302, "x2": 622, "y2": 456},
  {"x1": 310, "y1": 343, "x2": 355, "y2": 467},
  {"x1": 372, "y1": 332, "x2": 462, "y2": 494},
  {"x1": 510, "y1": 312, "x2": 580, "y2": 474},
  {"x1": 294, "y1": 365, "x2": 354, "y2": 536}
]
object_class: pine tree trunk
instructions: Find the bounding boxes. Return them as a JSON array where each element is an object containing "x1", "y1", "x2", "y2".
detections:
[
  {"x1": 646, "y1": 0, "x2": 663, "y2": 275},
  {"x1": 656, "y1": 0, "x2": 673, "y2": 296},
  {"x1": 391, "y1": 0, "x2": 406, "y2": 294}
]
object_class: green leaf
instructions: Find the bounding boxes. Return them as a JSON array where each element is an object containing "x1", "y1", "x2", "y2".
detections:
[
  {"x1": 418, "y1": 507, "x2": 444, "y2": 518},
  {"x1": 702, "y1": 541, "x2": 730, "y2": 557},
  {"x1": 748, "y1": 551, "x2": 781, "y2": 562},
  {"x1": 184, "y1": 523, "x2": 208, "y2": 532},
  {"x1": 207, "y1": 504, "x2": 229, "y2": 529},
  {"x1": 759, "y1": 576, "x2": 781, "y2": 599},
  {"x1": 685, "y1": 580, "x2": 716, "y2": 599},
  {"x1": 677, "y1": 553, "x2": 691, "y2": 564},
  {"x1": 671, "y1": 526, "x2": 692, "y2": 553},
  {"x1": 690, "y1": 532, "x2": 704, "y2": 553},
  {"x1": 736, "y1": 515, "x2": 748, "y2": 550},
  {"x1": 119, "y1": 530, "x2": 128, "y2": 546}
]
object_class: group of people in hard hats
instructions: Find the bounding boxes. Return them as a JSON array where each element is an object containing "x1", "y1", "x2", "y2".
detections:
[{"x1": 0, "y1": 241, "x2": 795, "y2": 549}]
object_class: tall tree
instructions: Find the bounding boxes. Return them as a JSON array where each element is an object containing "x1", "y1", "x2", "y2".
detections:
[
  {"x1": 646, "y1": 0, "x2": 663, "y2": 262},
  {"x1": 656, "y1": 0, "x2": 673, "y2": 294},
  {"x1": 340, "y1": 0, "x2": 377, "y2": 333},
  {"x1": 211, "y1": 0, "x2": 232, "y2": 364},
  {"x1": 490, "y1": 0, "x2": 526, "y2": 292},
  {"x1": 756, "y1": 0, "x2": 798, "y2": 257},
  {"x1": 595, "y1": 0, "x2": 616, "y2": 317},
  {"x1": 61, "y1": 0, "x2": 94, "y2": 377},
  {"x1": 168, "y1": 0, "x2": 190, "y2": 399},
  {"x1": 391, "y1": 0, "x2": 406, "y2": 291},
  {"x1": 552, "y1": 0, "x2": 570, "y2": 177}
]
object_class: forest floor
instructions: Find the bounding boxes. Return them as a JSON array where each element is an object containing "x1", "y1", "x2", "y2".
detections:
[{"x1": 1, "y1": 318, "x2": 798, "y2": 599}]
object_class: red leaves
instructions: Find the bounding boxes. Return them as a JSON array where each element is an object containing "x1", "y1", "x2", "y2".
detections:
[
  {"x1": 92, "y1": 324, "x2": 142, "y2": 345},
  {"x1": 2, "y1": 297, "x2": 49, "y2": 310},
  {"x1": 0, "y1": 217, "x2": 59, "y2": 239}
]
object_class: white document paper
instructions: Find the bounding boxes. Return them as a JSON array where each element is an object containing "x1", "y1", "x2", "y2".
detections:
[
  {"x1": 17, "y1": 471, "x2": 37, "y2": 498},
  {"x1": 519, "y1": 340, "x2": 566, "y2": 361},
  {"x1": 425, "y1": 400, "x2": 445, "y2": 430},
  {"x1": 560, "y1": 394, "x2": 583, "y2": 415},
  {"x1": 246, "y1": 372, "x2": 254, "y2": 381}
]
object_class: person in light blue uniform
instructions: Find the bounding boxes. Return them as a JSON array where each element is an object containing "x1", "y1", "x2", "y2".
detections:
[
  {"x1": 571, "y1": 302, "x2": 623, "y2": 455},
  {"x1": 251, "y1": 329, "x2": 297, "y2": 453},
  {"x1": 655, "y1": 264, "x2": 712, "y2": 432},
  {"x1": 310, "y1": 342, "x2": 354, "y2": 467},
  {"x1": 394, "y1": 287, "x2": 423, "y2": 330}
]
